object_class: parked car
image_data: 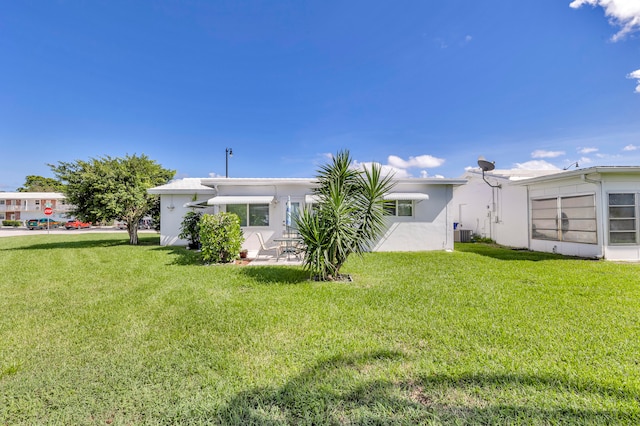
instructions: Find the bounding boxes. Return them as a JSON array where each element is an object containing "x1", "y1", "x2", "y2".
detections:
[
  {"x1": 65, "y1": 219, "x2": 92, "y2": 229},
  {"x1": 138, "y1": 218, "x2": 153, "y2": 229},
  {"x1": 27, "y1": 218, "x2": 62, "y2": 230}
]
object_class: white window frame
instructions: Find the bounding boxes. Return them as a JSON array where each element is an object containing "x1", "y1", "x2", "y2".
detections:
[
  {"x1": 608, "y1": 192, "x2": 638, "y2": 245},
  {"x1": 226, "y1": 204, "x2": 270, "y2": 227},
  {"x1": 383, "y1": 200, "x2": 414, "y2": 217}
]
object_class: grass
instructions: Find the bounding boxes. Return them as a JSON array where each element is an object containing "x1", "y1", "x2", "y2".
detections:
[{"x1": 1, "y1": 234, "x2": 639, "y2": 424}]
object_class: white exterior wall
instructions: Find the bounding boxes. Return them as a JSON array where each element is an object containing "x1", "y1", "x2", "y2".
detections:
[
  {"x1": 373, "y1": 184, "x2": 454, "y2": 251},
  {"x1": 452, "y1": 174, "x2": 529, "y2": 248},
  {"x1": 158, "y1": 193, "x2": 215, "y2": 246}
]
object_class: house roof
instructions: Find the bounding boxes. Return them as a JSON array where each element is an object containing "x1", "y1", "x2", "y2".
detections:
[
  {"x1": 0, "y1": 192, "x2": 66, "y2": 199},
  {"x1": 511, "y1": 166, "x2": 640, "y2": 185},
  {"x1": 461, "y1": 169, "x2": 563, "y2": 182},
  {"x1": 147, "y1": 178, "x2": 216, "y2": 194},
  {"x1": 200, "y1": 177, "x2": 317, "y2": 187},
  {"x1": 149, "y1": 176, "x2": 467, "y2": 194}
]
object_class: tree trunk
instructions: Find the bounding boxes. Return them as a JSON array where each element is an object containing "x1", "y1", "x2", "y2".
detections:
[{"x1": 128, "y1": 222, "x2": 138, "y2": 245}]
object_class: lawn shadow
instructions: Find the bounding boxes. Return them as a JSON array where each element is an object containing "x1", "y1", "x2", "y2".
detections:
[
  {"x1": 215, "y1": 353, "x2": 639, "y2": 424},
  {"x1": 455, "y1": 243, "x2": 590, "y2": 262},
  {"x1": 1, "y1": 238, "x2": 131, "y2": 251},
  {"x1": 153, "y1": 245, "x2": 203, "y2": 266},
  {"x1": 240, "y1": 266, "x2": 309, "y2": 284}
]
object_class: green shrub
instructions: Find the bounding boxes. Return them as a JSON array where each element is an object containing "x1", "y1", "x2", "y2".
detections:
[
  {"x1": 2, "y1": 220, "x2": 21, "y2": 227},
  {"x1": 199, "y1": 212, "x2": 244, "y2": 264},
  {"x1": 471, "y1": 234, "x2": 495, "y2": 244},
  {"x1": 178, "y1": 211, "x2": 203, "y2": 249}
]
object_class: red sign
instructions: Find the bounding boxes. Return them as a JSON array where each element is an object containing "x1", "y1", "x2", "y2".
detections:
[{"x1": 44, "y1": 207, "x2": 53, "y2": 216}]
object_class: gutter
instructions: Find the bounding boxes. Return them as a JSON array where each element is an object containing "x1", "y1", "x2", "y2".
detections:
[{"x1": 581, "y1": 173, "x2": 605, "y2": 259}]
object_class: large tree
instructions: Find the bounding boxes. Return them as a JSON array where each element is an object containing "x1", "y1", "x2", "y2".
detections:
[
  {"x1": 17, "y1": 175, "x2": 65, "y2": 192},
  {"x1": 50, "y1": 154, "x2": 174, "y2": 245},
  {"x1": 295, "y1": 150, "x2": 395, "y2": 280}
]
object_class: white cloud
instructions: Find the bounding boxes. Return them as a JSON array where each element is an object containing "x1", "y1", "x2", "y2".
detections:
[
  {"x1": 388, "y1": 154, "x2": 445, "y2": 169},
  {"x1": 627, "y1": 69, "x2": 640, "y2": 93},
  {"x1": 353, "y1": 160, "x2": 411, "y2": 178},
  {"x1": 352, "y1": 154, "x2": 444, "y2": 178},
  {"x1": 514, "y1": 160, "x2": 561, "y2": 170},
  {"x1": 579, "y1": 156, "x2": 593, "y2": 164},
  {"x1": 570, "y1": 0, "x2": 640, "y2": 41},
  {"x1": 531, "y1": 149, "x2": 565, "y2": 158},
  {"x1": 578, "y1": 147, "x2": 598, "y2": 154},
  {"x1": 623, "y1": 144, "x2": 638, "y2": 151},
  {"x1": 465, "y1": 35, "x2": 473, "y2": 43}
]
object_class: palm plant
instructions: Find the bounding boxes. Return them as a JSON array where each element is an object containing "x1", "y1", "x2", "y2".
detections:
[{"x1": 296, "y1": 150, "x2": 395, "y2": 280}]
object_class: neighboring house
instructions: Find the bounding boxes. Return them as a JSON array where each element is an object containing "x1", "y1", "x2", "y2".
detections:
[
  {"x1": 148, "y1": 176, "x2": 467, "y2": 253},
  {"x1": 0, "y1": 192, "x2": 71, "y2": 223},
  {"x1": 452, "y1": 169, "x2": 560, "y2": 248},
  {"x1": 513, "y1": 166, "x2": 640, "y2": 262},
  {"x1": 454, "y1": 166, "x2": 640, "y2": 262}
]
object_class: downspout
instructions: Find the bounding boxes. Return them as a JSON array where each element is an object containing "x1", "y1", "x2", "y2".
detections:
[
  {"x1": 526, "y1": 185, "x2": 531, "y2": 250},
  {"x1": 446, "y1": 185, "x2": 453, "y2": 251},
  {"x1": 582, "y1": 173, "x2": 604, "y2": 259}
]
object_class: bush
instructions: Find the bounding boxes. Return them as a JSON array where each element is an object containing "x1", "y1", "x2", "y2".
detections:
[
  {"x1": 178, "y1": 211, "x2": 203, "y2": 249},
  {"x1": 471, "y1": 234, "x2": 495, "y2": 244},
  {"x1": 199, "y1": 212, "x2": 244, "y2": 264},
  {"x1": 2, "y1": 220, "x2": 21, "y2": 227}
]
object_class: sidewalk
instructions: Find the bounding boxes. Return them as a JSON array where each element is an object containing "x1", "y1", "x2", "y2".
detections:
[{"x1": 0, "y1": 227, "x2": 157, "y2": 238}]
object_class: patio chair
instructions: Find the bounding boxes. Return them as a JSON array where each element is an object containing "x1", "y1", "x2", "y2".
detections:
[{"x1": 256, "y1": 233, "x2": 281, "y2": 259}]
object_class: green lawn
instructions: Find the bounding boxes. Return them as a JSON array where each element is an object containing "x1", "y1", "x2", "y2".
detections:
[{"x1": 1, "y1": 234, "x2": 639, "y2": 425}]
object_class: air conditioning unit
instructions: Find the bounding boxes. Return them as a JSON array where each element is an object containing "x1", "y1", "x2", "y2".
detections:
[{"x1": 455, "y1": 230, "x2": 472, "y2": 243}]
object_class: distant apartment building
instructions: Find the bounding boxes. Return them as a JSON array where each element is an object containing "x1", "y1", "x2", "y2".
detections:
[{"x1": 0, "y1": 192, "x2": 71, "y2": 222}]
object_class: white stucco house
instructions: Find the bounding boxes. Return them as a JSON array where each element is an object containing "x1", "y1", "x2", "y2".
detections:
[
  {"x1": 148, "y1": 176, "x2": 467, "y2": 254},
  {"x1": 452, "y1": 169, "x2": 560, "y2": 248},
  {"x1": 453, "y1": 166, "x2": 640, "y2": 262}
]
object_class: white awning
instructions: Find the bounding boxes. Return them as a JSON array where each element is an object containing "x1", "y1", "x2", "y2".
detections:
[
  {"x1": 384, "y1": 192, "x2": 429, "y2": 201},
  {"x1": 206, "y1": 195, "x2": 275, "y2": 205}
]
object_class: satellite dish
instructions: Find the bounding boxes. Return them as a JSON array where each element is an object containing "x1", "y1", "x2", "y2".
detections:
[
  {"x1": 477, "y1": 156, "x2": 495, "y2": 172},
  {"x1": 477, "y1": 156, "x2": 501, "y2": 188}
]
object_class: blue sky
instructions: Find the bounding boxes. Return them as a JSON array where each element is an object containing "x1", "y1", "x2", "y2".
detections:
[{"x1": 1, "y1": 0, "x2": 639, "y2": 190}]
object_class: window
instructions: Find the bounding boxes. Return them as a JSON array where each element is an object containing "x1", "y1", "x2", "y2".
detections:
[
  {"x1": 383, "y1": 200, "x2": 413, "y2": 217},
  {"x1": 531, "y1": 194, "x2": 597, "y2": 244},
  {"x1": 227, "y1": 204, "x2": 269, "y2": 226},
  {"x1": 609, "y1": 193, "x2": 637, "y2": 244}
]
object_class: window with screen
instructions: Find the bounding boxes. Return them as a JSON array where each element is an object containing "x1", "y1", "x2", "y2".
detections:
[
  {"x1": 609, "y1": 193, "x2": 637, "y2": 244},
  {"x1": 531, "y1": 194, "x2": 597, "y2": 244}
]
